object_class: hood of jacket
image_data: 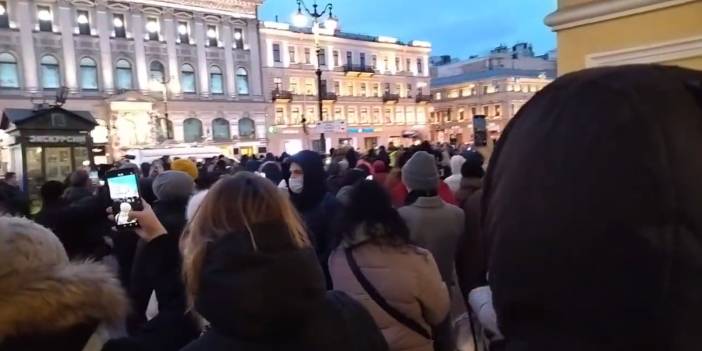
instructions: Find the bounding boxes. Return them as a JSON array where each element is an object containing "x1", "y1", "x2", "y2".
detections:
[
  {"x1": 289, "y1": 150, "x2": 328, "y2": 211},
  {"x1": 485, "y1": 65, "x2": 702, "y2": 350},
  {"x1": 195, "y1": 220, "x2": 327, "y2": 342},
  {"x1": 449, "y1": 155, "x2": 466, "y2": 175},
  {"x1": 0, "y1": 261, "x2": 128, "y2": 338}
]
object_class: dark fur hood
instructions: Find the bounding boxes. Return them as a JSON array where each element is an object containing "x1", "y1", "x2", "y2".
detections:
[{"x1": 0, "y1": 261, "x2": 128, "y2": 338}]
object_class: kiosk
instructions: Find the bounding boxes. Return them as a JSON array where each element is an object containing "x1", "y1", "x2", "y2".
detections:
[{"x1": 1, "y1": 106, "x2": 97, "y2": 199}]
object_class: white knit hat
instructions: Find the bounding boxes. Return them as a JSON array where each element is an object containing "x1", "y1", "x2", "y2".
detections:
[{"x1": 0, "y1": 217, "x2": 68, "y2": 278}]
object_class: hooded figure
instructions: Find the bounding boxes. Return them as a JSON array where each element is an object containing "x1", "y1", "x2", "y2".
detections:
[
  {"x1": 0, "y1": 217, "x2": 128, "y2": 351},
  {"x1": 485, "y1": 65, "x2": 702, "y2": 350},
  {"x1": 152, "y1": 170, "x2": 194, "y2": 236},
  {"x1": 288, "y1": 150, "x2": 341, "y2": 284},
  {"x1": 372, "y1": 160, "x2": 389, "y2": 186},
  {"x1": 259, "y1": 161, "x2": 283, "y2": 186},
  {"x1": 443, "y1": 155, "x2": 466, "y2": 194}
]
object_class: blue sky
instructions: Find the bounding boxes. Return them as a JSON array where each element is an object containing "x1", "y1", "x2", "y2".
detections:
[{"x1": 260, "y1": 0, "x2": 558, "y2": 59}]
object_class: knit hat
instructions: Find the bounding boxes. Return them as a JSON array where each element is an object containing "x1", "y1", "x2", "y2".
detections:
[
  {"x1": 402, "y1": 151, "x2": 439, "y2": 191},
  {"x1": 0, "y1": 217, "x2": 68, "y2": 278},
  {"x1": 171, "y1": 159, "x2": 199, "y2": 180},
  {"x1": 152, "y1": 171, "x2": 194, "y2": 201}
]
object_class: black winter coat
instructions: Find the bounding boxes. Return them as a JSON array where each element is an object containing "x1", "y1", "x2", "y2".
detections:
[
  {"x1": 485, "y1": 65, "x2": 702, "y2": 350},
  {"x1": 180, "y1": 220, "x2": 387, "y2": 351}
]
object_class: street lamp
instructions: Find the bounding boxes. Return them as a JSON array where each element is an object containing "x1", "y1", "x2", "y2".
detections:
[{"x1": 293, "y1": 0, "x2": 337, "y2": 154}]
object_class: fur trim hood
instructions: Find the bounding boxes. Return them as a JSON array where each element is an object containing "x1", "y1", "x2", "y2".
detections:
[{"x1": 0, "y1": 260, "x2": 128, "y2": 338}]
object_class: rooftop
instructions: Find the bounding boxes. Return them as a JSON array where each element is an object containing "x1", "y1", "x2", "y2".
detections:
[
  {"x1": 431, "y1": 68, "x2": 556, "y2": 88},
  {"x1": 261, "y1": 21, "x2": 431, "y2": 48}
]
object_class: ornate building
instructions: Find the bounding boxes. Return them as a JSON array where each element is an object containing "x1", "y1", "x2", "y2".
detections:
[
  {"x1": 260, "y1": 20, "x2": 432, "y2": 154},
  {"x1": 430, "y1": 43, "x2": 556, "y2": 144},
  {"x1": 0, "y1": 0, "x2": 266, "y2": 167}
]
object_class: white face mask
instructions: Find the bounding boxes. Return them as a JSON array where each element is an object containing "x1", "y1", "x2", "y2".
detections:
[{"x1": 289, "y1": 177, "x2": 304, "y2": 194}]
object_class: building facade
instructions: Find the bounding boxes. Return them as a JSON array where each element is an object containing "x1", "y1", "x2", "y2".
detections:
[
  {"x1": 545, "y1": 0, "x2": 702, "y2": 75},
  {"x1": 430, "y1": 43, "x2": 556, "y2": 144},
  {"x1": 0, "y1": 0, "x2": 267, "y2": 169},
  {"x1": 259, "y1": 21, "x2": 432, "y2": 155}
]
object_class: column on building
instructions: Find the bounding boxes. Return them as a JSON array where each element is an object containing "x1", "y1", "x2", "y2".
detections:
[
  {"x1": 16, "y1": 0, "x2": 38, "y2": 93},
  {"x1": 282, "y1": 41, "x2": 290, "y2": 67},
  {"x1": 327, "y1": 44, "x2": 334, "y2": 69},
  {"x1": 57, "y1": 0, "x2": 78, "y2": 92},
  {"x1": 265, "y1": 39, "x2": 274, "y2": 67},
  {"x1": 222, "y1": 18, "x2": 236, "y2": 98},
  {"x1": 193, "y1": 14, "x2": 209, "y2": 97},
  {"x1": 95, "y1": 0, "x2": 114, "y2": 93},
  {"x1": 246, "y1": 19, "x2": 263, "y2": 96},
  {"x1": 162, "y1": 9, "x2": 180, "y2": 94},
  {"x1": 131, "y1": 4, "x2": 149, "y2": 92},
  {"x1": 422, "y1": 55, "x2": 430, "y2": 77}
]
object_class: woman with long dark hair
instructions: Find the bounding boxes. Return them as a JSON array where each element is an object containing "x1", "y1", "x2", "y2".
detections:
[{"x1": 330, "y1": 180, "x2": 449, "y2": 351}]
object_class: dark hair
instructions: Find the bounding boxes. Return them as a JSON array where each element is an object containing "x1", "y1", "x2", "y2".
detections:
[
  {"x1": 355, "y1": 163, "x2": 371, "y2": 175},
  {"x1": 335, "y1": 180, "x2": 410, "y2": 247},
  {"x1": 340, "y1": 168, "x2": 368, "y2": 188},
  {"x1": 345, "y1": 148, "x2": 358, "y2": 169},
  {"x1": 461, "y1": 156, "x2": 485, "y2": 178},
  {"x1": 40, "y1": 181, "x2": 65, "y2": 204},
  {"x1": 70, "y1": 170, "x2": 90, "y2": 187},
  {"x1": 140, "y1": 162, "x2": 151, "y2": 178}
]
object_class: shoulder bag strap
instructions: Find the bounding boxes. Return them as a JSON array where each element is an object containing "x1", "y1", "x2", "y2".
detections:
[{"x1": 345, "y1": 247, "x2": 433, "y2": 340}]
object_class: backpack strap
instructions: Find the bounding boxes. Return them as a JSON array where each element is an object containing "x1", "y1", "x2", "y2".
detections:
[{"x1": 345, "y1": 247, "x2": 433, "y2": 340}]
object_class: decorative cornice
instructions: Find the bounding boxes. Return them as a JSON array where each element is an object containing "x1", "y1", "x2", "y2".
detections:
[
  {"x1": 113, "y1": 0, "x2": 260, "y2": 19},
  {"x1": 545, "y1": 0, "x2": 698, "y2": 31},
  {"x1": 586, "y1": 35, "x2": 702, "y2": 67}
]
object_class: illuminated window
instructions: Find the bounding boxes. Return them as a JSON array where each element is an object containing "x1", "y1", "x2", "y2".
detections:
[
  {"x1": 38, "y1": 6, "x2": 53, "y2": 32},
  {"x1": 76, "y1": 10, "x2": 90, "y2": 35},
  {"x1": 113, "y1": 14, "x2": 126, "y2": 38},
  {"x1": 207, "y1": 25, "x2": 218, "y2": 47},
  {"x1": 146, "y1": 17, "x2": 159, "y2": 41},
  {"x1": 178, "y1": 21, "x2": 190, "y2": 44},
  {"x1": 0, "y1": 1, "x2": 9, "y2": 29},
  {"x1": 233, "y1": 28, "x2": 244, "y2": 49},
  {"x1": 495, "y1": 104, "x2": 501, "y2": 116}
]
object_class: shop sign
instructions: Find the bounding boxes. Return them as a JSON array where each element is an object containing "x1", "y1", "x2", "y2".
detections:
[
  {"x1": 313, "y1": 120, "x2": 346, "y2": 134},
  {"x1": 348, "y1": 128, "x2": 374, "y2": 134},
  {"x1": 28, "y1": 135, "x2": 87, "y2": 144}
]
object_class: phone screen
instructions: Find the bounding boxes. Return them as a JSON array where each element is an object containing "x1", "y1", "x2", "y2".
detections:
[
  {"x1": 106, "y1": 170, "x2": 143, "y2": 229},
  {"x1": 473, "y1": 115, "x2": 488, "y2": 147}
]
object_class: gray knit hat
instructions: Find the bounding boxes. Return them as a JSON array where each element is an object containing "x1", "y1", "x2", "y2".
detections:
[
  {"x1": 152, "y1": 171, "x2": 194, "y2": 201},
  {"x1": 402, "y1": 151, "x2": 439, "y2": 191}
]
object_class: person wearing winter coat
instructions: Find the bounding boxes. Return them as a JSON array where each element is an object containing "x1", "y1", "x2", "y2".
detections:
[
  {"x1": 330, "y1": 180, "x2": 450, "y2": 351},
  {"x1": 0, "y1": 217, "x2": 128, "y2": 351},
  {"x1": 103, "y1": 171, "x2": 200, "y2": 351},
  {"x1": 372, "y1": 160, "x2": 390, "y2": 186},
  {"x1": 485, "y1": 65, "x2": 702, "y2": 350},
  {"x1": 443, "y1": 155, "x2": 466, "y2": 194},
  {"x1": 455, "y1": 156, "x2": 488, "y2": 299},
  {"x1": 288, "y1": 150, "x2": 342, "y2": 283},
  {"x1": 398, "y1": 151, "x2": 464, "y2": 285},
  {"x1": 167, "y1": 172, "x2": 387, "y2": 351}
]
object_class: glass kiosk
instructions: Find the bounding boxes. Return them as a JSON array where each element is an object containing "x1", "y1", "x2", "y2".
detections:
[{"x1": 1, "y1": 106, "x2": 97, "y2": 205}]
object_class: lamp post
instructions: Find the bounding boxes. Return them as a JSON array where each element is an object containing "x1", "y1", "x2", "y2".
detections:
[
  {"x1": 293, "y1": 0, "x2": 338, "y2": 154},
  {"x1": 149, "y1": 77, "x2": 173, "y2": 142}
]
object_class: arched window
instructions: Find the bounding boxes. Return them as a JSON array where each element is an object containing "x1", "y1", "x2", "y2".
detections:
[
  {"x1": 181, "y1": 64, "x2": 196, "y2": 93},
  {"x1": 0, "y1": 53, "x2": 19, "y2": 88},
  {"x1": 212, "y1": 118, "x2": 230, "y2": 141},
  {"x1": 79, "y1": 57, "x2": 98, "y2": 90},
  {"x1": 209, "y1": 66, "x2": 223, "y2": 95},
  {"x1": 236, "y1": 67, "x2": 249, "y2": 95},
  {"x1": 183, "y1": 118, "x2": 203, "y2": 142},
  {"x1": 238, "y1": 117, "x2": 255, "y2": 138},
  {"x1": 115, "y1": 59, "x2": 133, "y2": 90},
  {"x1": 40, "y1": 55, "x2": 60, "y2": 89},
  {"x1": 149, "y1": 61, "x2": 165, "y2": 84}
]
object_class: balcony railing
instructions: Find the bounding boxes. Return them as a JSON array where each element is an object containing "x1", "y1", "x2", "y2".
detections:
[
  {"x1": 415, "y1": 94, "x2": 432, "y2": 103},
  {"x1": 321, "y1": 92, "x2": 338, "y2": 101},
  {"x1": 344, "y1": 64, "x2": 376, "y2": 76},
  {"x1": 383, "y1": 93, "x2": 400, "y2": 103},
  {"x1": 272, "y1": 89, "x2": 293, "y2": 102}
]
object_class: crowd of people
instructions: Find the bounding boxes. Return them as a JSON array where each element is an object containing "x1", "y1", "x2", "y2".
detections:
[{"x1": 1, "y1": 65, "x2": 701, "y2": 351}]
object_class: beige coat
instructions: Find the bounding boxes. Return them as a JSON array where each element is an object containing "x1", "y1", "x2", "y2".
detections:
[{"x1": 329, "y1": 241, "x2": 450, "y2": 351}]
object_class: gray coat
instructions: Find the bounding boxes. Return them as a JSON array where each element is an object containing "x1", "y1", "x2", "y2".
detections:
[{"x1": 399, "y1": 196, "x2": 464, "y2": 285}]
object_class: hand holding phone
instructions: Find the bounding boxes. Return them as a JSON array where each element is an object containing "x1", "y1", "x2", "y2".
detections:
[
  {"x1": 106, "y1": 168, "x2": 143, "y2": 230},
  {"x1": 128, "y1": 202, "x2": 167, "y2": 242}
]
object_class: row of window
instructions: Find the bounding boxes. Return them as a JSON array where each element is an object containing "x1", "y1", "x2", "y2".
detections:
[
  {"x1": 431, "y1": 104, "x2": 522, "y2": 123},
  {"x1": 182, "y1": 117, "x2": 255, "y2": 143},
  {"x1": 276, "y1": 77, "x2": 425, "y2": 98},
  {"x1": 0, "y1": 1, "x2": 246, "y2": 48},
  {"x1": 435, "y1": 83, "x2": 545, "y2": 100},
  {"x1": 0, "y1": 52, "x2": 250, "y2": 95},
  {"x1": 271, "y1": 43, "x2": 424, "y2": 74},
  {"x1": 273, "y1": 105, "x2": 426, "y2": 126}
]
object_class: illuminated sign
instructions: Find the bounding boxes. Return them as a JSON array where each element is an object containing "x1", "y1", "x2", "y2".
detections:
[{"x1": 28, "y1": 135, "x2": 87, "y2": 143}]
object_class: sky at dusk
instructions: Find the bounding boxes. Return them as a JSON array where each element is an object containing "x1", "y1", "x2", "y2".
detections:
[{"x1": 260, "y1": 0, "x2": 558, "y2": 59}]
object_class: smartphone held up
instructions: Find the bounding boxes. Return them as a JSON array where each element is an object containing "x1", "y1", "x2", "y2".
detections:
[{"x1": 106, "y1": 168, "x2": 143, "y2": 230}]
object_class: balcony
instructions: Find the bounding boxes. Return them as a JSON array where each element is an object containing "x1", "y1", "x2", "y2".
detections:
[
  {"x1": 272, "y1": 89, "x2": 293, "y2": 102},
  {"x1": 343, "y1": 64, "x2": 376, "y2": 78},
  {"x1": 383, "y1": 93, "x2": 400, "y2": 103},
  {"x1": 322, "y1": 92, "x2": 338, "y2": 102},
  {"x1": 415, "y1": 94, "x2": 432, "y2": 103}
]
